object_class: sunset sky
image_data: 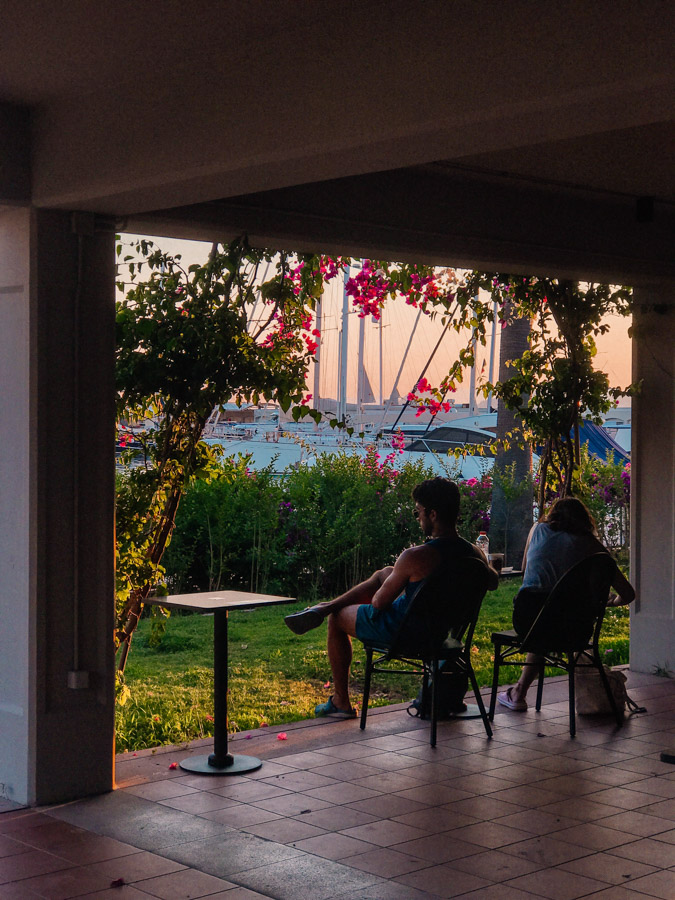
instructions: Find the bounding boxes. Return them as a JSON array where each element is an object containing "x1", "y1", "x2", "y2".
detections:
[{"x1": 122, "y1": 235, "x2": 633, "y2": 407}]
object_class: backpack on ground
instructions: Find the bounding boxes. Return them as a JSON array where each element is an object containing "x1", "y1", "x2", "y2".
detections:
[{"x1": 408, "y1": 664, "x2": 468, "y2": 719}]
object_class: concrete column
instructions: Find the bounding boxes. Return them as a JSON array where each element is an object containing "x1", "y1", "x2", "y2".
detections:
[
  {"x1": 0, "y1": 207, "x2": 115, "y2": 805},
  {"x1": 630, "y1": 289, "x2": 675, "y2": 674}
]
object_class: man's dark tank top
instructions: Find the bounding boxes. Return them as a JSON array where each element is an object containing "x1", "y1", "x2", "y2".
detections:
[{"x1": 401, "y1": 534, "x2": 483, "y2": 606}]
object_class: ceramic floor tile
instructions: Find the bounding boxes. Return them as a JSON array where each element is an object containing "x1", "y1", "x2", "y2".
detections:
[
  {"x1": 18, "y1": 866, "x2": 113, "y2": 899},
  {"x1": 230, "y1": 854, "x2": 381, "y2": 900},
  {"x1": 134, "y1": 868, "x2": 235, "y2": 899},
  {"x1": 89, "y1": 851, "x2": 186, "y2": 882},
  {"x1": 500, "y1": 834, "x2": 593, "y2": 866},
  {"x1": 340, "y1": 820, "x2": 428, "y2": 848},
  {"x1": 0, "y1": 849, "x2": 73, "y2": 884},
  {"x1": 490, "y1": 784, "x2": 568, "y2": 807},
  {"x1": 347, "y1": 794, "x2": 427, "y2": 819},
  {"x1": 302, "y1": 782, "x2": 380, "y2": 804},
  {"x1": 495, "y1": 809, "x2": 582, "y2": 835},
  {"x1": 0, "y1": 836, "x2": 32, "y2": 860},
  {"x1": 257, "y1": 770, "x2": 338, "y2": 792},
  {"x1": 158, "y1": 831, "x2": 301, "y2": 879},
  {"x1": 447, "y1": 821, "x2": 533, "y2": 849},
  {"x1": 539, "y1": 797, "x2": 626, "y2": 821},
  {"x1": 443, "y1": 796, "x2": 526, "y2": 821},
  {"x1": 585, "y1": 786, "x2": 659, "y2": 810},
  {"x1": 558, "y1": 850, "x2": 657, "y2": 884},
  {"x1": 452, "y1": 846, "x2": 545, "y2": 881},
  {"x1": 47, "y1": 792, "x2": 230, "y2": 852},
  {"x1": 551, "y1": 822, "x2": 638, "y2": 851},
  {"x1": 394, "y1": 863, "x2": 492, "y2": 898},
  {"x1": 295, "y1": 760, "x2": 381, "y2": 782},
  {"x1": 295, "y1": 806, "x2": 378, "y2": 831},
  {"x1": 123, "y1": 782, "x2": 199, "y2": 802},
  {"x1": 537, "y1": 774, "x2": 614, "y2": 796},
  {"x1": 348, "y1": 881, "x2": 443, "y2": 899},
  {"x1": 618, "y1": 869, "x2": 675, "y2": 900},
  {"x1": 208, "y1": 781, "x2": 290, "y2": 803},
  {"x1": 197, "y1": 804, "x2": 281, "y2": 827},
  {"x1": 249, "y1": 793, "x2": 332, "y2": 817},
  {"x1": 0, "y1": 882, "x2": 44, "y2": 899},
  {"x1": 505, "y1": 867, "x2": 610, "y2": 899},
  {"x1": 393, "y1": 783, "x2": 473, "y2": 806},
  {"x1": 157, "y1": 792, "x2": 238, "y2": 814},
  {"x1": 242, "y1": 818, "x2": 325, "y2": 843},
  {"x1": 393, "y1": 832, "x2": 484, "y2": 865},
  {"x1": 599, "y1": 810, "x2": 674, "y2": 838},
  {"x1": 352, "y1": 771, "x2": 428, "y2": 794},
  {"x1": 291, "y1": 832, "x2": 373, "y2": 860},
  {"x1": 344, "y1": 845, "x2": 431, "y2": 877},
  {"x1": 356, "y1": 751, "x2": 425, "y2": 771},
  {"x1": 451, "y1": 885, "x2": 545, "y2": 900},
  {"x1": 392, "y1": 807, "x2": 480, "y2": 832},
  {"x1": 639, "y1": 797, "x2": 675, "y2": 820},
  {"x1": 609, "y1": 837, "x2": 675, "y2": 867}
]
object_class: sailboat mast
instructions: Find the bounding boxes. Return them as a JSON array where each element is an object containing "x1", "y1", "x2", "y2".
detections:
[
  {"x1": 313, "y1": 296, "x2": 322, "y2": 413},
  {"x1": 487, "y1": 299, "x2": 498, "y2": 412},
  {"x1": 338, "y1": 264, "x2": 350, "y2": 421},
  {"x1": 357, "y1": 313, "x2": 366, "y2": 424}
]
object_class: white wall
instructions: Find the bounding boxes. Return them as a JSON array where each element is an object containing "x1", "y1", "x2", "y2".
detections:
[{"x1": 630, "y1": 291, "x2": 675, "y2": 674}]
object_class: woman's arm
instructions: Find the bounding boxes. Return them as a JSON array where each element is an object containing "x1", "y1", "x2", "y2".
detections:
[{"x1": 608, "y1": 567, "x2": 636, "y2": 606}]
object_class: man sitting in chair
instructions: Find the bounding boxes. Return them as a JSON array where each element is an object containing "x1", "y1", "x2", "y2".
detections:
[{"x1": 284, "y1": 477, "x2": 499, "y2": 718}]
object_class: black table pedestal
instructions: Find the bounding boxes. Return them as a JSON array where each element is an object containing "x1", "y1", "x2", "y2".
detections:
[{"x1": 178, "y1": 608, "x2": 263, "y2": 775}]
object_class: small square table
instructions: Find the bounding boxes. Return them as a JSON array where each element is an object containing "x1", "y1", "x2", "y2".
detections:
[{"x1": 144, "y1": 590, "x2": 295, "y2": 775}]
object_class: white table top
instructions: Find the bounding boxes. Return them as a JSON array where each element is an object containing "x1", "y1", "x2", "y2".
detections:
[{"x1": 144, "y1": 590, "x2": 295, "y2": 613}]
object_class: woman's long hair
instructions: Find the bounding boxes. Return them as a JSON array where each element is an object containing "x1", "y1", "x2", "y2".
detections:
[{"x1": 543, "y1": 497, "x2": 597, "y2": 536}]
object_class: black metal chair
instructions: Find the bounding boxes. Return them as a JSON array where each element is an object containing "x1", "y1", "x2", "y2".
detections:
[
  {"x1": 359, "y1": 556, "x2": 493, "y2": 745},
  {"x1": 488, "y1": 552, "x2": 623, "y2": 736}
]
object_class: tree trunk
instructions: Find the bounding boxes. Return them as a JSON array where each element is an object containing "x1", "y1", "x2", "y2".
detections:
[{"x1": 490, "y1": 315, "x2": 533, "y2": 568}]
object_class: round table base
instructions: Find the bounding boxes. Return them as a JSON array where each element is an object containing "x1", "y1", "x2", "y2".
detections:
[
  {"x1": 179, "y1": 754, "x2": 263, "y2": 775},
  {"x1": 451, "y1": 703, "x2": 482, "y2": 720}
]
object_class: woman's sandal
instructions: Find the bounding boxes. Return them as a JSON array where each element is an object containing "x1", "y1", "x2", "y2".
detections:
[{"x1": 497, "y1": 687, "x2": 528, "y2": 711}]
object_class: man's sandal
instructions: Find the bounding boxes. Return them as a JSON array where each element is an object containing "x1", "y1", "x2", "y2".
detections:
[
  {"x1": 284, "y1": 607, "x2": 324, "y2": 635},
  {"x1": 315, "y1": 696, "x2": 357, "y2": 718}
]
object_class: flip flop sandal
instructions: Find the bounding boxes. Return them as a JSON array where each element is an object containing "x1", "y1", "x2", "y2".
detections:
[
  {"x1": 315, "y1": 696, "x2": 357, "y2": 718},
  {"x1": 284, "y1": 607, "x2": 324, "y2": 635}
]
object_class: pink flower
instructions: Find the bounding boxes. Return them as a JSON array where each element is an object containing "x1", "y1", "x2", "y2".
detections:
[{"x1": 277, "y1": 733, "x2": 288, "y2": 741}]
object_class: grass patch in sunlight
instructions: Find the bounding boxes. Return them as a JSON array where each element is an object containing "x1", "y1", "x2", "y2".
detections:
[{"x1": 116, "y1": 578, "x2": 630, "y2": 752}]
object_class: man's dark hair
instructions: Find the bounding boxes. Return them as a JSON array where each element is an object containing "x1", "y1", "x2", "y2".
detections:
[{"x1": 412, "y1": 477, "x2": 460, "y2": 526}]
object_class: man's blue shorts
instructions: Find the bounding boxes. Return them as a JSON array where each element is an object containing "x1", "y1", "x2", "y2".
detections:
[{"x1": 355, "y1": 596, "x2": 410, "y2": 645}]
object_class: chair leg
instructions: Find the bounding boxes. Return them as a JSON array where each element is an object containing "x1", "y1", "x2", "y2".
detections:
[
  {"x1": 568, "y1": 655, "x2": 576, "y2": 738},
  {"x1": 489, "y1": 641, "x2": 501, "y2": 721},
  {"x1": 360, "y1": 647, "x2": 373, "y2": 731},
  {"x1": 469, "y1": 665, "x2": 493, "y2": 739},
  {"x1": 430, "y1": 659, "x2": 438, "y2": 747},
  {"x1": 535, "y1": 659, "x2": 545, "y2": 711}
]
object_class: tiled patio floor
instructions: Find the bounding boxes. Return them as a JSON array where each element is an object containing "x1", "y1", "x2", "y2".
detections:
[{"x1": 2, "y1": 671, "x2": 675, "y2": 899}]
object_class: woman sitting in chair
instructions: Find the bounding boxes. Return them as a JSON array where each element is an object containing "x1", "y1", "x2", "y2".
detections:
[{"x1": 498, "y1": 496, "x2": 635, "y2": 711}]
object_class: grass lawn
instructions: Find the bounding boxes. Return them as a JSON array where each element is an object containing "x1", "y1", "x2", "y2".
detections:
[{"x1": 116, "y1": 579, "x2": 630, "y2": 753}]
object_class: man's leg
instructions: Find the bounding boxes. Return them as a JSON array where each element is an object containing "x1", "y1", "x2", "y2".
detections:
[
  {"x1": 326, "y1": 606, "x2": 359, "y2": 712},
  {"x1": 285, "y1": 567, "x2": 393, "y2": 634}
]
